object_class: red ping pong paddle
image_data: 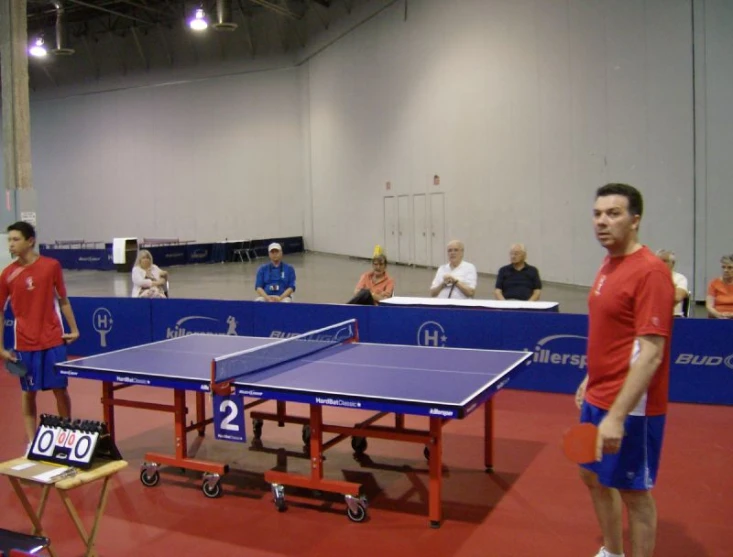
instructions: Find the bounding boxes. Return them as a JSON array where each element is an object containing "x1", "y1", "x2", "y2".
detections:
[
  {"x1": 5, "y1": 358, "x2": 28, "y2": 378},
  {"x1": 562, "y1": 423, "x2": 598, "y2": 464}
]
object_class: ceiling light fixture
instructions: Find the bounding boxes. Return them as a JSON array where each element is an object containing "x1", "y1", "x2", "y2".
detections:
[
  {"x1": 52, "y1": 1, "x2": 75, "y2": 56},
  {"x1": 213, "y1": 0, "x2": 238, "y2": 31},
  {"x1": 29, "y1": 37, "x2": 48, "y2": 58},
  {"x1": 189, "y1": 8, "x2": 209, "y2": 31}
]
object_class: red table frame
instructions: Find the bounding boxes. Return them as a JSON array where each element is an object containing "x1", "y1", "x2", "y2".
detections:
[
  {"x1": 101, "y1": 382, "x2": 228, "y2": 481},
  {"x1": 251, "y1": 397, "x2": 497, "y2": 527},
  {"x1": 99, "y1": 379, "x2": 497, "y2": 527}
]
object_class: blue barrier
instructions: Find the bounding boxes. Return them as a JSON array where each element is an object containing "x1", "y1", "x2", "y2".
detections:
[
  {"x1": 147, "y1": 245, "x2": 187, "y2": 266},
  {"x1": 147, "y1": 243, "x2": 215, "y2": 265},
  {"x1": 40, "y1": 236, "x2": 305, "y2": 270},
  {"x1": 250, "y1": 302, "x2": 372, "y2": 340},
  {"x1": 151, "y1": 299, "x2": 255, "y2": 340},
  {"x1": 250, "y1": 237, "x2": 305, "y2": 259},
  {"x1": 3, "y1": 298, "x2": 151, "y2": 354},
  {"x1": 38, "y1": 247, "x2": 115, "y2": 271},
  {"x1": 186, "y1": 243, "x2": 213, "y2": 264},
  {"x1": 667, "y1": 318, "x2": 733, "y2": 405},
  {"x1": 369, "y1": 306, "x2": 505, "y2": 349},
  {"x1": 3, "y1": 298, "x2": 731, "y2": 405},
  {"x1": 69, "y1": 297, "x2": 154, "y2": 354},
  {"x1": 498, "y1": 312, "x2": 589, "y2": 394}
]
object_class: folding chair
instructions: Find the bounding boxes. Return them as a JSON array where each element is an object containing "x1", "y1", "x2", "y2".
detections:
[
  {"x1": 233, "y1": 240, "x2": 257, "y2": 263},
  {"x1": 243, "y1": 239, "x2": 258, "y2": 261}
]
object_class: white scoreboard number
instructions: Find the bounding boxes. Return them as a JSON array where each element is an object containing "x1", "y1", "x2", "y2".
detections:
[{"x1": 213, "y1": 393, "x2": 246, "y2": 443}]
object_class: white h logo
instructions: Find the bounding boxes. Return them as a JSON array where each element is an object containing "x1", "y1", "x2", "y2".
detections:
[
  {"x1": 417, "y1": 321, "x2": 447, "y2": 347},
  {"x1": 93, "y1": 308, "x2": 114, "y2": 347}
]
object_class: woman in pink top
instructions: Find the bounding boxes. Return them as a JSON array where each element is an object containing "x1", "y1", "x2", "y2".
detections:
[
  {"x1": 349, "y1": 254, "x2": 395, "y2": 305},
  {"x1": 706, "y1": 254, "x2": 733, "y2": 318}
]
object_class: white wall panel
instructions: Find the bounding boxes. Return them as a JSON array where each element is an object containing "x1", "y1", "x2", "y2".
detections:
[
  {"x1": 306, "y1": 0, "x2": 694, "y2": 287},
  {"x1": 696, "y1": 0, "x2": 733, "y2": 297},
  {"x1": 30, "y1": 69, "x2": 303, "y2": 243}
]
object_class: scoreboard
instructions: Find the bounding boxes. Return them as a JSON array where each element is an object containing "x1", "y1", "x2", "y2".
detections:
[{"x1": 28, "y1": 414, "x2": 122, "y2": 470}]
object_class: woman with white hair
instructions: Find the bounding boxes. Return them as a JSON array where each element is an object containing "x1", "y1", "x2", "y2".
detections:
[
  {"x1": 131, "y1": 250, "x2": 169, "y2": 298},
  {"x1": 706, "y1": 254, "x2": 733, "y2": 318}
]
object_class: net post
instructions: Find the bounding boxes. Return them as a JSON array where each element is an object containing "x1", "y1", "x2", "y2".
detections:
[
  {"x1": 210, "y1": 360, "x2": 234, "y2": 396},
  {"x1": 212, "y1": 382, "x2": 233, "y2": 396}
]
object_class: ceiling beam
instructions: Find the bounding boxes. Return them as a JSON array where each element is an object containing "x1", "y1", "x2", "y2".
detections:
[
  {"x1": 27, "y1": 0, "x2": 121, "y2": 20},
  {"x1": 130, "y1": 26, "x2": 149, "y2": 70},
  {"x1": 291, "y1": 18, "x2": 305, "y2": 49},
  {"x1": 117, "y1": 0, "x2": 176, "y2": 17},
  {"x1": 236, "y1": 0, "x2": 256, "y2": 57},
  {"x1": 308, "y1": 0, "x2": 330, "y2": 30},
  {"x1": 156, "y1": 25, "x2": 173, "y2": 66},
  {"x1": 65, "y1": 0, "x2": 153, "y2": 26},
  {"x1": 273, "y1": 12, "x2": 289, "y2": 52},
  {"x1": 81, "y1": 35, "x2": 101, "y2": 78},
  {"x1": 248, "y1": 0, "x2": 301, "y2": 21}
]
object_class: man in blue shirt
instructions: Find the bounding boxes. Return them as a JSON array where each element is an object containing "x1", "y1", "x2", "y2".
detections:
[{"x1": 255, "y1": 243, "x2": 296, "y2": 302}]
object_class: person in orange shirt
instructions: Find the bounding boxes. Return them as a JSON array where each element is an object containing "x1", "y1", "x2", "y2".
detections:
[
  {"x1": 348, "y1": 254, "x2": 395, "y2": 305},
  {"x1": 705, "y1": 254, "x2": 733, "y2": 319}
]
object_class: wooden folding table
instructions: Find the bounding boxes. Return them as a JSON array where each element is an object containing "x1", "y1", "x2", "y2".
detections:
[{"x1": 0, "y1": 457, "x2": 128, "y2": 557}]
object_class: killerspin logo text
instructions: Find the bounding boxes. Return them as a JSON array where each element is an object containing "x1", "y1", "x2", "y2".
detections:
[{"x1": 527, "y1": 334, "x2": 588, "y2": 370}]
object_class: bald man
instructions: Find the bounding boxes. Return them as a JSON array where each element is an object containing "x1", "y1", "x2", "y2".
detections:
[
  {"x1": 429, "y1": 240, "x2": 477, "y2": 299},
  {"x1": 494, "y1": 243, "x2": 542, "y2": 301}
]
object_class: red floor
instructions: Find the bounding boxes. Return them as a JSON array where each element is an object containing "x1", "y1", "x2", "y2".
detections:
[{"x1": 1, "y1": 372, "x2": 730, "y2": 557}]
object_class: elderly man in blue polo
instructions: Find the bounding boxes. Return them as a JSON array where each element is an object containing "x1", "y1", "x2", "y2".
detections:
[{"x1": 254, "y1": 243, "x2": 297, "y2": 302}]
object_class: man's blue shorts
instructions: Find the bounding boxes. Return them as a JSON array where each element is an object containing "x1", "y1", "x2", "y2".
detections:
[
  {"x1": 580, "y1": 401, "x2": 666, "y2": 491},
  {"x1": 17, "y1": 345, "x2": 68, "y2": 392}
]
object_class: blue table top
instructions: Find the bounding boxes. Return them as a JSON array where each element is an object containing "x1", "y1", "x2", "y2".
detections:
[
  {"x1": 61, "y1": 335, "x2": 277, "y2": 380},
  {"x1": 58, "y1": 334, "x2": 531, "y2": 417}
]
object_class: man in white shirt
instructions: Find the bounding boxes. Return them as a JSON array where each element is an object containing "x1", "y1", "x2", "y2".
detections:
[
  {"x1": 656, "y1": 249, "x2": 689, "y2": 316},
  {"x1": 429, "y1": 240, "x2": 477, "y2": 299}
]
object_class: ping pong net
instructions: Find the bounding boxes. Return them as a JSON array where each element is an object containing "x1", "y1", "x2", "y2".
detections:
[{"x1": 210, "y1": 319, "x2": 358, "y2": 395}]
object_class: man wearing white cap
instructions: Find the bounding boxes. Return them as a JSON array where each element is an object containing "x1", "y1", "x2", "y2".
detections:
[{"x1": 255, "y1": 243, "x2": 296, "y2": 302}]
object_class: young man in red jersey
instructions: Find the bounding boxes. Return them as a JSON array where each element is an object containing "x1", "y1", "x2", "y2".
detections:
[
  {"x1": 0, "y1": 221, "x2": 80, "y2": 444},
  {"x1": 575, "y1": 184, "x2": 674, "y2": 557}
]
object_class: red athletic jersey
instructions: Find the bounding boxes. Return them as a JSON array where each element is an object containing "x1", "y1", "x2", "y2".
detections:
[
  {"x1": 586, "y1": 246, "x2": 674, "y2": 416},
  {"x1": 0, "y1": 256, "x2": 67, "y2": 351}
]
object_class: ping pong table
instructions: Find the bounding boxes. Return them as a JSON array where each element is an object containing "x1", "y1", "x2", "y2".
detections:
[{"x1": 56, "y1": 319, "x2": 531, "y2": 527}]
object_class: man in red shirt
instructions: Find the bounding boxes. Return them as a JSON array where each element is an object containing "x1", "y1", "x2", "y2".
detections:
[
  {"x1": 0, "y1": 221, "x2": 80, "y2": 444},
  {"x1": 575, "y1": 184, "x2": 674, "y2": 557}
]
